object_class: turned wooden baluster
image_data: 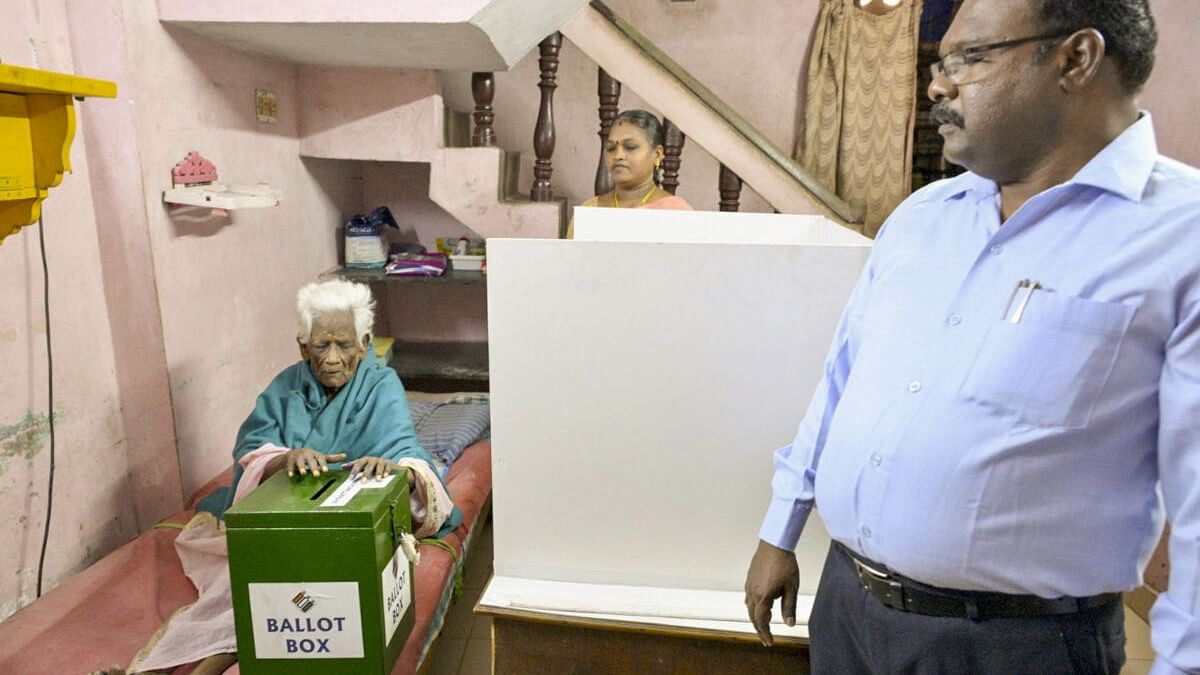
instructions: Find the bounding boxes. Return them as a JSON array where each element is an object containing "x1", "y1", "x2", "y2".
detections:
[
  {"x1": 719, "y1": 164, "x2": 743, "y2": 212},
  {"x1": 594, "y1": 68, "x2": 621, "y2": 196},
  {"x1": 661, "y1": 118, "x2": 685, "y2": 195},
  {"x1": 471, "y1": 72, "x2": 496, "y2": 147},
  {"x1": 531, "y1": 33, "x2": 562, "y2": 202}
]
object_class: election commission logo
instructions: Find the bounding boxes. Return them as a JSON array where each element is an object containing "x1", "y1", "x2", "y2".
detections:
[{"x1": 291, "y1": 590, "x2": 317, "y2": 613}]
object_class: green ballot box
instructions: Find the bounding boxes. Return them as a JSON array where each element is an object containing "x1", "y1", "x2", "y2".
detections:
[{"x1": 225, "y1": 468, "x2": 415, "y2": 675}]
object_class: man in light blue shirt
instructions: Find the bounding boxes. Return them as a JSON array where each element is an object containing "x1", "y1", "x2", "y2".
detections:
[{"x1": 745, "y1": 1, "x2": 1200, "y2": 673}]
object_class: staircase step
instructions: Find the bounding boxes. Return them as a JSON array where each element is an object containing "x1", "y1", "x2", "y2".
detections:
[
  {"x1": 158, "y1": 0, "x2": 590, "y2": 71},
  {"x1": 445, "y1": 109, "x2": 471, "y2": 148},
  {"x1": 297, "y1": 66, "x2": 562, "y2": 240},
  {"x1": 500, "y1": 150, "x2": 521, "y2": 200}
]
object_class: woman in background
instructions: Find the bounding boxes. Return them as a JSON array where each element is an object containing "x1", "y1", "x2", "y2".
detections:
[{"x1": 568, "y1": 109, "x2": 691, "y2": 238}]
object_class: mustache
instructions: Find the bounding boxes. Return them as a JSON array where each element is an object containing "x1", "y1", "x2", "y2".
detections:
[{"x1": 930, "y1": 103, "x2": 964, "y2": 129}]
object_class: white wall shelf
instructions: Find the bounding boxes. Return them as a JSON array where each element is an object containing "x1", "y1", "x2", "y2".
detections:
[{"x1": 162, "y1": 183, "x2": 281, "y2": 210}]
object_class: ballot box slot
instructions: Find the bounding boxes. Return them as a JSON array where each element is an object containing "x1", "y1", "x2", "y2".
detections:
[{"x1": 310, "y1": 478, "x2": 337, "y2": 501}]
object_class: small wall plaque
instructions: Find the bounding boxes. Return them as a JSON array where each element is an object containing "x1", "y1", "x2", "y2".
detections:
[{"x1": 255, "y1": 89, "x2": 279, "y2": 124}]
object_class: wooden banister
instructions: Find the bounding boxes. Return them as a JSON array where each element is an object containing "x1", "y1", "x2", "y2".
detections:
[
  {"x1": 569, "y1": 1, "x2": 866, "y2": 225},
  {"x1": 594, "y1": 68, "x2": 621, "y2": 196},
  {"x1": 471, "y1": 72, "x2": 496, "y2": 147},
  {"x1": 662, "y1": 117, "x2": 685, "y2": 195},
  {"x1": 531, "y1": 32, "x2": 562, "y2": 202},
  {"x1": 719, "y1": 164, "x2": 742, "y2": 212}
]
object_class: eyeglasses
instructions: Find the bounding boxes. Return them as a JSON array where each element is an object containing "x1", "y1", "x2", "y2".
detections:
[{"x1": 931, "y1": 29, "x2": 1077, "y2": 85}]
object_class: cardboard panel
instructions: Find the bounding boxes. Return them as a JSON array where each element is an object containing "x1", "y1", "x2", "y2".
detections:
[
  {"x1": 487, "y1": 216, "x2": 870, "y2": 595},
  {"x1": 573, "y1": 206, "x2": 866, "y2": 246}
]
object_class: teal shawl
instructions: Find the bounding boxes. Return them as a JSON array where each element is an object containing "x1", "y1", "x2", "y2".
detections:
[{"x1": 215, "y1": 347, "x2": 461, "y2": 535}]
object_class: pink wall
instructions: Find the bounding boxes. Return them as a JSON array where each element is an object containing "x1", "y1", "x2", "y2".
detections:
[
  {"x1": 159, "y1": 0, "x2": 492, "y2": 23},
  {"x1": 0, "y1": 0, "x2": 137, "y2": 619},
  {"x1": 68, "y1": 0, "x2": 183, "y2": 538},
  {"x1": 464, "y1": 0, "x2": 1197, "y2": 212},
  {"x1": 359, "y1": 162, "x2": 488, "y2": 343},
  {"x1": 464, "y1": 0, "x2": 819, "y2": 213},
  {"x1": 1143, "y1": 0, "x2": 1200, "y2": 167},
  {"x1": 120, "y1": 0, "x2": 358, "y2": 498},
  {"x1": 0, "y1": 0, "x2": 1195, "y2": 626},
  {"x1": 1, "y1": 0, "x2": 358, "y2": 619}
]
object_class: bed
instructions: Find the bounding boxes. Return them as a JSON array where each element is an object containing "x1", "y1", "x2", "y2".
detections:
[{"x1": 0, "y1": 395, "x2": 492, "y2": 675}]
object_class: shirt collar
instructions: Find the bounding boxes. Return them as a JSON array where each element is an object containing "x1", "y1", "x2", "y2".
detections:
[
  {"x1": 944, "y1": 112, "x2": 1158, "y2": 203},
  {"x1": 1069, "y1": 112, "x2": 1157, "y2": 202}
]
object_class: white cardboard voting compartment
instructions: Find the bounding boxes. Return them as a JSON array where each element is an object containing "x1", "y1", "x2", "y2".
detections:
[
  {"x1": 572, "y1": 205, "x2": 868, "y2": 246},
  {"x1": 485, "y1": 210, "x2": 871, "y2": 626}
]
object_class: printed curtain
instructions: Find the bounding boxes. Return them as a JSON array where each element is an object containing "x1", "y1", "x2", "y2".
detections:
[{"x1": 798, "y1": 0, "x2": 923, "y2": 237}]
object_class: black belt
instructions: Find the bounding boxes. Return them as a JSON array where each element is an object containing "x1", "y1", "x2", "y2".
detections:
[{"x1": 836, "y1": 542, "x2": 1120, "y2": 621}]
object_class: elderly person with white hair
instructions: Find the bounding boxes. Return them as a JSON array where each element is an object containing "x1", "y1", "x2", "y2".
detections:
[
  {"x1": 109, "y1": 280, "x2": 460, "y2": 675},
  {"x1": 216, "y1": 279, "x2": 460, "y2": 530}
]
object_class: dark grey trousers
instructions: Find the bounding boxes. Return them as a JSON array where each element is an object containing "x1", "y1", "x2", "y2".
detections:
[{"x1": 809, "y1": 543, "x2": 1126, "y2": 675}]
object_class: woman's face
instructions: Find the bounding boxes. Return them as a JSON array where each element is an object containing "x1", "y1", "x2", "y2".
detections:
[
  {"x1": 299, "y1": 310, "x2": 367, "y2": 392},
  {"x1": 604, "y1": 121, "x2": 664, "y2": 190}
]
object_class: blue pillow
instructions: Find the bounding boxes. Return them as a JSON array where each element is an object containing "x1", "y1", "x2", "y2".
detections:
[{"x1": 408, "y1": 400, "x2": 491, "y2": 477}]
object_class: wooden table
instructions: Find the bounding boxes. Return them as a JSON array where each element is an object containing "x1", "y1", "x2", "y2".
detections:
[{"x1": 476, "y1": 605, "x2": 810, "y2": 675}]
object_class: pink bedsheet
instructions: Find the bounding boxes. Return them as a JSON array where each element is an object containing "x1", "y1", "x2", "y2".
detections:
[{"x1": 0, "y1": 440, "x2": 492, "y2": 675}]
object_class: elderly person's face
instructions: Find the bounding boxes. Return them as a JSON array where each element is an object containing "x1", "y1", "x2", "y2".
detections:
[
  {"x1": 928, "y1": 0, "x2": 1067, "y2": 182},
  {"x1": 298, "y1": 310, "x2": 367, "y2": 392}
]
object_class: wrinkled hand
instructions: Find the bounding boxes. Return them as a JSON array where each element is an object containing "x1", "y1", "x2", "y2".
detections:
[
  {"x1": 284, "y1": 449, "x2": 347, "y2": 478},
  {"x1": 744, "y1": 539, "x2": 800, "y2": 647},
  {"x1": 349, "y1": 456, "x2": 402, "y2": 482}
]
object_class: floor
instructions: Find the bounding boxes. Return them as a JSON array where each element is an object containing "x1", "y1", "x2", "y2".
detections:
[
  {"x1": 422, "y1": 516, "x2": 495, "y2": 675},
  {"x1": 1122, "y1": 609, "x2": 1156, "y2": 675},
  {"x1": 421, "y1": 520, "x2": 1158, "y2": 675}
]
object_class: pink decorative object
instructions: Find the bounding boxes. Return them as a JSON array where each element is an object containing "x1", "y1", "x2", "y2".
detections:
[{"x1": 171, "y1": 151, "x2": 218, "y2": 186}]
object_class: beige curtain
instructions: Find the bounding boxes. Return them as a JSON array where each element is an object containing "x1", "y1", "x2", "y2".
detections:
[{"x1": 798, "y1": 0, "x2": 923, "y2": 237}]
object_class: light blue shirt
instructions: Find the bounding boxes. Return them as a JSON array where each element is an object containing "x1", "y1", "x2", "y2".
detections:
[{"x1": 759, "y1": 115, "x2": 1200, "y2": 675}]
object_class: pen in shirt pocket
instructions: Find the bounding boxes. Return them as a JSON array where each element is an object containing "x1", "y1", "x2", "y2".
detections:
[{"x1": 1002, "y1": 279, "x2": 1042, "y2": 324}]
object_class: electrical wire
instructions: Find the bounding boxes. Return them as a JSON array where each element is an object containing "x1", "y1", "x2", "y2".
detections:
[{"x1": 35, "y1": 216, "x2": 56, "y2": 598}]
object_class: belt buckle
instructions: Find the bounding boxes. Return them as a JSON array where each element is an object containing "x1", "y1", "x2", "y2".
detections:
[{"x1": 853, "y1": 558, "x2": 905, "y2": 610}]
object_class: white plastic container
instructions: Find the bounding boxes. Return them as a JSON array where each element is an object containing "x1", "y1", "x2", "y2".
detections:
[{"x1": 449, "y1": 254, "x2": 484, "y2": 272}]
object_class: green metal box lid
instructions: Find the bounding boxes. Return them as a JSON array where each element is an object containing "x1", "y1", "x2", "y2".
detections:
[{"x1": 225, "y1": 469, "x2": 407, "y2": 529}]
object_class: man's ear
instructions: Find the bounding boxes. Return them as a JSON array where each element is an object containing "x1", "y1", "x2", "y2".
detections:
[
  {"x1": 1058, "y1": 28, "x2": 1107, "y2": 92},
  {"x1": 361, "y1": 334, "x2": 371, "y2": 351},
  {"x1": 297, "y1": 337, "x2": 310, "y2": 361}
]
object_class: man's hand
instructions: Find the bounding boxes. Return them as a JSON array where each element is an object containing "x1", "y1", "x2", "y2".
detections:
[
  {"x1": 744, "y1": 539, "x2": 800, "y2": 647},
  {"x1": 349, "y1": 456, "x2": 401, "y2": 482},
  {"x1": 273, "y1": 449, "x2": 347, "y2": 478}
]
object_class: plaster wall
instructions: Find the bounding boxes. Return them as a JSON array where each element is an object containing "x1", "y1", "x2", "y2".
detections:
[
  {"x1": 458, "y1": 0, "x2": 1198, "y2": 213},
  {"x1": 158, "y1": 0, "x2": 492, "y2": 23},
  {"x1": 1142, "y1": 0, "x2": 1200, "y2": 168},
  {"x1": 1, "y1": 0, "x2": 1196, "y2": 627},
  {"x1": 157, "y1": 0, "x2": 589, "y2": 72},
  {"x1": 1, "y1": 0, "x2": 359, "y2": 621},
  {"x1": 0, "y1": 0, "x2": 136, "y2": 620},
  {"x1": 117, "y1": 2, "x2": 359, "y2": 498},
  {"x1": 359, "y1": 162, "x2": 488, "y2": 344},
  {"x1": 448, "y1": 0, "x2": 819, "y2": 214}
]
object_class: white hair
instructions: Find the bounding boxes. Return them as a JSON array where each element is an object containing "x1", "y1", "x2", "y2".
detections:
[{"x1": 295, "y1": 279, "x2": 375, "y2": 345}]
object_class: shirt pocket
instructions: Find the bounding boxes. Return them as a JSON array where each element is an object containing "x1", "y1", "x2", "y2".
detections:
[{"x1": 958, "y1": 291, "x2": 1135, "y2": 428}]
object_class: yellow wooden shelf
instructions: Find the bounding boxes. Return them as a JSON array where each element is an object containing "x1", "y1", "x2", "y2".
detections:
[
  {"x1": 0, "y1": 64, "x2": 117, "y2": 244},
  {"x1": 0, "y1": 64, "x2": 117, "y2": 98}
]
